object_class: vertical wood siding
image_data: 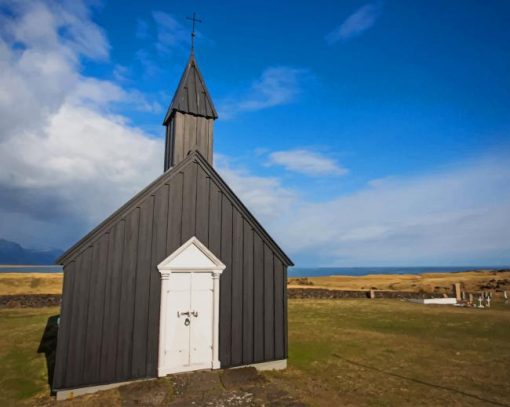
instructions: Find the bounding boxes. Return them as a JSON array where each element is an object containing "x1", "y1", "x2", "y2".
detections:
[
  {"x1": 167, "y1": 112, "x2": 213, "y2": 168},
  {"x1": 53, "y1": 157, "x2": 289, "y2": 390}
]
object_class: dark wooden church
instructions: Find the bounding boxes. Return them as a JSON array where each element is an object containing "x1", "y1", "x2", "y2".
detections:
[{"x1": 52, "y1": 50, "x2": 293, "y2": 398}]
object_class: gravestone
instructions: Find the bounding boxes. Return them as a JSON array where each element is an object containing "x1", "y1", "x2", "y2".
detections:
[{"x1": 454, "y1": 283, "x2": 462, "y2": 301}]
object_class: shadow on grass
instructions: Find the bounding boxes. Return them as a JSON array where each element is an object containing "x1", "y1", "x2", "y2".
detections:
[
  {"x1": 333, "y1": 353, "x2": 510, "y2": 407},
  {"x1": 37, "y1": 315, "x2": 59, "y2": 395}
]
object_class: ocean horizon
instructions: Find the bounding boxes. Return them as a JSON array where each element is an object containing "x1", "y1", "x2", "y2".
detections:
[
  {"x1": 0, "y1": 264, "x2": 508, "y2": 276},
  {"x1": 289, "y1": 266, "x2": 509, "y2": 277}
]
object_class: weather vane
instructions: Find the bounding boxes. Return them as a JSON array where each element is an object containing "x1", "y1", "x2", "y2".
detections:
[{"x1": 186, "y1": 12, "x2": 202, "y2": 52}]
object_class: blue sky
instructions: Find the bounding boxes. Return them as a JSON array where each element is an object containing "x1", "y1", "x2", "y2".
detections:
[{"x1": 0, "y1": 0, "x2": 509, "y2": 266}]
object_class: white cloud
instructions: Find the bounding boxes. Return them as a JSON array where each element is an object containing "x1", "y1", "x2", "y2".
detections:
[
  {"x1": 222, "y1": 153, "x2": 510, "y2": 266},
  {"x1": 267, "y1": 149, "x2": 348, "y2": 176},
  {"x1": 70, "y1": 77, "x2": 161, "y2": 113},
  {"x1": 215, "y1": 154, "x2": 297, "y2": 223},
  {"x1": 326, "y1": 3, "x2": 382, "y2": 44},
  {"x1": 219, "y1": 67, "x2": 306, "y2": 119},
  {"x1": 0, "y1": 0, "x2": 162, "y2": 249}
]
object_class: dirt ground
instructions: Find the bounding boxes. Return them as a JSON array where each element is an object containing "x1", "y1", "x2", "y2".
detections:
[{"x1": 32, "y1": 368, "x2": 306, "y2": 407}]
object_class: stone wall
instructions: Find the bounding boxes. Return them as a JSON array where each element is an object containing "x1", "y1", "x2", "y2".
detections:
[
  {"x1": 0, "y1": 294, "x2": 61, "y2": 308},
  {"x1": 288, "y1": 288, "x2": 435, "y2": 300}
]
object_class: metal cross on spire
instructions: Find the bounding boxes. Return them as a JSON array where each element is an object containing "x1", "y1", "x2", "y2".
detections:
[{"x1": 186, "y1": 12, "x2": 202, "y2": 52}]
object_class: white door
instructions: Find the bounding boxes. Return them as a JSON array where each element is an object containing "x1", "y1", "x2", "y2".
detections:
[
  {"x1": 157, "y1": 236, "x2": 225, "y2": 377},
  {"x1": 163, "y1": 272, "x2": 214, "y2": 373}
]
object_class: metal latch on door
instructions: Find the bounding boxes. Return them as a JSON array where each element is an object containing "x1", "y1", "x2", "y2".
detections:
[
  {"x1": 178, "y1": 310, "x2": 198, "y2": 327},
  {"x1": 177, "y1": 310, "x2": 199, "y2": 317}
]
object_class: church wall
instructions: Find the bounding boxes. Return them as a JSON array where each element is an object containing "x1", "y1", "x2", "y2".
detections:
[{"x1": 53, "y1": 156, "x2": 289, "y2": 390}]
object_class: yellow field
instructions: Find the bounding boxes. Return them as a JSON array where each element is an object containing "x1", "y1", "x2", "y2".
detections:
[
  {"x1": 289, "y1": 270, "x2": 510, "y2": 294},
  {"x1": 1, "y1": 270, "x2": 509, "y2": 296},
  {"x1": 0, "y1": 273, "x2": 63, "y2": 295}
]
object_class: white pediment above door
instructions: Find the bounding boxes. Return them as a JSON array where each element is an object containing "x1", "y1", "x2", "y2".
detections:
[{"x1": 158, "y1": 236, "x2": 226, "y2": 272}]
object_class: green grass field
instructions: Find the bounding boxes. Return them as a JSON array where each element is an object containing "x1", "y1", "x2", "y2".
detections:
[
  {"x1": 280, "y1": 299, "x2": 510, "y2": 406},
  {"x1": 1, "y1": 300, "x2": 509, "y2": 406},
  {"x1": 0, "y1": 307, "x2": 59, "y2": 406}
]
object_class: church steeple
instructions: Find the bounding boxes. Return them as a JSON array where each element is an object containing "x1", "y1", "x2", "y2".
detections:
[{"x1": 163, "y1": 53, "x2": 218, "y2": 171}]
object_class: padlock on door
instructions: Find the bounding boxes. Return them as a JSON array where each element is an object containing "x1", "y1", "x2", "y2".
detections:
[{"x1": 184, "y1": 317, "x2": 190, "y2": 326}]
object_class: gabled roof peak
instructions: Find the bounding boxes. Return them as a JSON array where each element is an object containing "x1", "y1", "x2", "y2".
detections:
[
  {"x1": 163, "y1": 53, "x2": 218, "y2": 124},
  {"x1": 56, "y1": 150, "x2": 293, "y2": 267}
]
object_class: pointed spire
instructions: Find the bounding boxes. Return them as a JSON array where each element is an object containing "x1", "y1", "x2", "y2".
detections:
[{"x1": 163, "y1": 53, "x2": 218, "y2": 124}]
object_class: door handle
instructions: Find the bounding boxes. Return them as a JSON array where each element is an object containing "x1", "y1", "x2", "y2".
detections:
[{"x1": 178, "y1": 311, "x2": 190, "y2": 317}]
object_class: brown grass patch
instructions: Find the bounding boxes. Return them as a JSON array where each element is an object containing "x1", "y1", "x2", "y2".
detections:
[
  {"x1": 288, "y1": 270, "x2": 510, "y2": 295},
  {"x1": 0, "y1": 273, "x2": 63, "y2": 295}
]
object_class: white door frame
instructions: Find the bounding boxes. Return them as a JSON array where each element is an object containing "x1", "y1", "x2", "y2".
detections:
[{"x1": 157, "y1": 236, "x2": 225, "y2": 377}]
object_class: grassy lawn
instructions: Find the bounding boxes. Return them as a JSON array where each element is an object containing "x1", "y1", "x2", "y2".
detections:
[
  {"x1": 0, "y1": 307, "x2": 59, "y2": 406},
  {"x1": 1, "y1": 300, "x2": 509, "y2": 406},
  {"x1": 274, "y1": 299, "x2": 510, "y2": 406}
]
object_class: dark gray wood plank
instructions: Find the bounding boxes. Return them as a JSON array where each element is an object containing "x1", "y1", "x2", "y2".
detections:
[
  {"x1": 53, "y1": 261, "x2": 76, "y2": 389},
  {"x1": 207, "y1": 120, "x2": 213, "y2": 163},
  {"x1": 147, "y1": 185, "x2": 169, "y2": 376},
  {"x1": 283, "y1": 266, "x2": 288, "y2": 358},
  {"x1": 131, "y1": 196, "x2": 154, "y2": 378},
  {"x1": 252, "y1": 233, "x2": 264, "y2": 362},
  {"x1": 183, "y1": 115, "x2": 197, "y2": 156},
  {"x1": 242, "y1": 220, "x2": 254, "y2": 364},
  {"x1": 181, "y1": 162, "x2": 197, "y2": 242},
  {"x1": 67, "y1": 247, "x2": 93, "y2": 386},
  {"x1": 115, "y1": 209, "x2": 140, "y2": 380},
  {"x1": 274, "y1": 258, "x2": 285, "y2": 360},
  {"x1": 187, "y1": 76, "x2": 197, "y2": 115},
  {"x1": 83, "y1": 233, "x2": 109, "y2": 384},
  {"x1": 208, "y1": 182, "x2": 222, "y2": 259},
  {"x1": 195, "y1": 166, "x2": 210, "y2": 244},
  {"x1": 196, "y1": 117, "x2": 208, "y2": 159},
  {"x1": 164, "y1": 125, "x2": 171, "y2": 170},
  {"x1": 167, "y1": 172, "x2": 183, "y2": 254},
  {"x1": 219, "y1": 195, "x2": 232, "y2": 367},
  {"x1": 263, "y1": 245, "x2": 275, "y2": 361},
  {"x1": 230, "y1": 209, "x2": 244, "y2": 366},
  {"x1": 174, "y1": 113, "x2": 184, "y2": 164},
  {"x1": 64, "y1": 254, "x2": 84, "y2": 387},
  {"x1": 100, "y1": 221, "x2": 125, "y2": 382}
]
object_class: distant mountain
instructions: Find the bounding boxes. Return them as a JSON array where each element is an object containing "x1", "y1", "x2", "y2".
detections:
[{"x1": 0, "y1": 239, "x2": 62, "y2": 265}]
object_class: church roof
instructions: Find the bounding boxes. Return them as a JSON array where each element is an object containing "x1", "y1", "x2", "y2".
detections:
[
  {"x1": 163, "y1": 53, "x2": 218, "y2": 123},
  {"x1": 56, "y1": 150, "x2": 293, "y2": 267}
]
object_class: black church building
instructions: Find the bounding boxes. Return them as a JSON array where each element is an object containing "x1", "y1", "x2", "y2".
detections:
[{"x1": 52, "y1": 51, "x2": 293, "y2": 398}]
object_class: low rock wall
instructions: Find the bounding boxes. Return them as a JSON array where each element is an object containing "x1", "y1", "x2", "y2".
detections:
[
  {"x1": 0, "y1": 294, "x2": 61, "y2": 308},
  {"x1": 288, "y1": 288, "x2": 435, "y2": 300}
]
